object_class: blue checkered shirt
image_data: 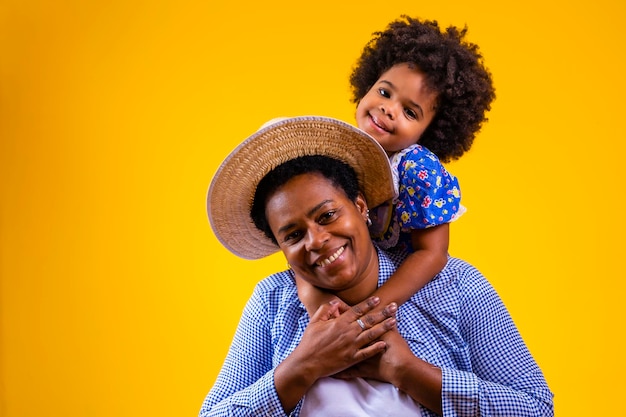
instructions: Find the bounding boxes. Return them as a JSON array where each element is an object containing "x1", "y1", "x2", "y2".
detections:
[{"x1": 199, "y1": 249, "x2": 554, "y2": 416}]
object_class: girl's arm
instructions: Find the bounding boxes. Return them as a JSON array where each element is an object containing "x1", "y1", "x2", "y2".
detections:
[
  {"x1": 334, "y1": 260, "x2": 554, "y2": 417},
  {"x1": 378, "y1": 144, "x2": 460, "y2": 307},
  {"x1": 372, "y1": 223, "x2": 449, "y2": 307}
]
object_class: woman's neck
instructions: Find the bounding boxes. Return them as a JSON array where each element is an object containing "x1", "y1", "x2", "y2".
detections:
[
  {"x1": 336, "y1": 249, "x2": 380, "y2": 305},
  {"x1": 295, "y1": 247, "x2": 380, "y2": 313}
]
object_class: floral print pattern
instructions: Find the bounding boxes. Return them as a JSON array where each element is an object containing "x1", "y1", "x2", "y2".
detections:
[{"x1": 370, "y1": 144, "x2": 464, "y2": 251}]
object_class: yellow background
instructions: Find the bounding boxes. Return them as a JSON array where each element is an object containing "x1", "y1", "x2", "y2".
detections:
[{"x1": 1, "y1": 0, "x2": 624, "y2": 416}]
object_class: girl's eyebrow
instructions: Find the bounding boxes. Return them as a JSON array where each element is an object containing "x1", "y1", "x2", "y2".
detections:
[{"x1": 379, "y1": 80, "x2": 424, "y2": 119}]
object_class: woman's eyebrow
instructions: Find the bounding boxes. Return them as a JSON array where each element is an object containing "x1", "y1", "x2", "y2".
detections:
[
  {"x1": 307, "y1": 200, "x2": 333, "y2": 217},
  {"x1": 276, "y1": 199, "x2": 334, "y2": 235}
]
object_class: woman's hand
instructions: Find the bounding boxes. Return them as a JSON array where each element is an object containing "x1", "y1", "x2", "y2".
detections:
[
  {"x1": 333, "y1": 330, "x2": 443, "y2": 415},
  {"x1": 273, "y1": 296, "x2": 397, "y2": 413},
  {"x1": 332, "y1": 330, "x2": 410, "y2": 382},
  {"x1": 297, "y1": 296, "x2": 397, "y2": 381}
]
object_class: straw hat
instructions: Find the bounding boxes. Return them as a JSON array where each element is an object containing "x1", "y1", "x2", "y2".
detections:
[{"x1": 206, "y1": 116, "x2": 394, "y2": 260}]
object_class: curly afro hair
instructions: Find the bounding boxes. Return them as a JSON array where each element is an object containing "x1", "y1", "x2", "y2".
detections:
[{"x1": 350, "y1": 16, "x2": 495, "y2": 163}]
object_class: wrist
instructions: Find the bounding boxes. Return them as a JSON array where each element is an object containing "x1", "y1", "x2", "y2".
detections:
[
  {"x1": 391, "y1": 356, "x2": 443, "y2": 414},
  {"x1": 274, "y1": 353, "x2": 320, "y2": 413},
  {"x1": 388, "y1": 353, "x2": 431, "y2": 391},
  {"x1": 279, "y1": 348, "x2": 319, "y2": 389}
]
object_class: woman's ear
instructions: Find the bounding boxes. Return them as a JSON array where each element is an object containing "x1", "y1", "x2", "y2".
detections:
[{"x1": 355, "y1": 193, "x2": 369, "y2": 221}]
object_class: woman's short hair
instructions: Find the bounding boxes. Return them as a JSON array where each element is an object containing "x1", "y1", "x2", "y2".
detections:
[{"x1": 251, "y1": 155, "x2": 360, "y2": 244}]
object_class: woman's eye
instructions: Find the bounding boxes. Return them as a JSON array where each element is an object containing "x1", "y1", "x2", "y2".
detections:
[
  {"x1": 319, "y1": 210, "x2": 336, "y2": 223},
  {"x1": 284, "y1": 230, "x2": 302, "y2": 243},
  {"x1": 378, "y1": 88, "x2": 390, "y2": 98}
]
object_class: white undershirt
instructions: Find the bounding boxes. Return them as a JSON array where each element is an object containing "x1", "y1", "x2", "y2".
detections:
[{"x1": 300, "y1": 377, "x2": 423, "y2": 416}]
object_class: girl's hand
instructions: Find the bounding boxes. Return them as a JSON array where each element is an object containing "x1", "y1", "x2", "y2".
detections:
[{"x1": 295, "y1": 274, "x2": 337, "y2": 316}]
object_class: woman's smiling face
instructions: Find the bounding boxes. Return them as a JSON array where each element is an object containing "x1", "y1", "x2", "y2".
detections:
[{"x1": 265, "y1": 172, "x2": 379, "y2": 304}]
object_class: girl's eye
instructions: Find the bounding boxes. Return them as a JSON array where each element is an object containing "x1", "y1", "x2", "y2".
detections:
[
  {"x1": 377, "y1": 88, "x2": 390, "y2": 98},
  {"x1": 404, "y1": 108, "x2": 418, "y2": 120}
]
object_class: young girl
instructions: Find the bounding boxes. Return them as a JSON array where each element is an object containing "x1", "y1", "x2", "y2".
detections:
[{"x1": 298, "y1": 16, "x2": 495, "y2": 316}]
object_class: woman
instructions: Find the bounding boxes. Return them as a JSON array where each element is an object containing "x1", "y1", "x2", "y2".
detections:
[{"x1": 201, "y1": 116, "x2": 554, "y2": 416}]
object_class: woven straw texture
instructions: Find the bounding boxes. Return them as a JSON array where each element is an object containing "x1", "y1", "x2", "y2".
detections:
[{"x1": 207, "y1": 116, "x2": 394, "y2": 259}]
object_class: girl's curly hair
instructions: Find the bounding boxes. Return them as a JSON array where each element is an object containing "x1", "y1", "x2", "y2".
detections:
[{"x1": 350, "y1": 16, "x2": 495, "y2": 163}]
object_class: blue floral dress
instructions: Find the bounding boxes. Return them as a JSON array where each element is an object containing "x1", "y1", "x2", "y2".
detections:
[{"x1": 369, "y1": 144, "x2": 464, "y2": 252}]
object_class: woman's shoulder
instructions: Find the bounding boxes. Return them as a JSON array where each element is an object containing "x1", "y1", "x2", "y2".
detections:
[
  {"x1": 245, "y1": 269, "x2": 300, "y2": 320},
  {"x1": 400, "y1": 257, "x2": 495, "y2": 323},
  {"x1": 438, "y1": 257, "x2": 482, "y2": 279},
  {"x1": 436, "y1": 257, "x2": 497, "y2": 298},
  {"x1": 253, "y1": 269, "x2": 297, "y2": 299},
  {"x1": 378, "y1": 246, "x2": 410, "y2": 270}
]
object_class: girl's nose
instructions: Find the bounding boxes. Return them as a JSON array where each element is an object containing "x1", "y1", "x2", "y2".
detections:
[{"x1": 380, "y1": 102, "x2": 395, "y2": 120}]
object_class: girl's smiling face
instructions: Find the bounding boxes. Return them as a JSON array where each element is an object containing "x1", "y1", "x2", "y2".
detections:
[
  {"x1": 356, "y1": 63, "x2": 439, "y2": 155},
  {"x1": 265, "y1": 172, "x2": 379, "y2": 305}
]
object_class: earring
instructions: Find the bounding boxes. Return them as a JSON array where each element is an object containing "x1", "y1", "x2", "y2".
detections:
[{"x1": 366, "y1": 209, "x2": 372, "y2": 227}]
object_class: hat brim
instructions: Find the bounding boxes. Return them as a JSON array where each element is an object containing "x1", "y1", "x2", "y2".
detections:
[{"x1": 207, "y1": 116, "x2": 395, "y2": 260}]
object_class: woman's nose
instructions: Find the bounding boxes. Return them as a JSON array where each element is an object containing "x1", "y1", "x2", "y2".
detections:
[{"x1": 304, "y1": 226, "x2": 329, "y2": 251}]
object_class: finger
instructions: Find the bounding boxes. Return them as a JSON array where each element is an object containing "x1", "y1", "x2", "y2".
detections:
[
  {"x1": 357, "y1": 317, "x2": 397, "y2": 344},
  {"x1": 348, "y1": 296, "x2": 381, "y2": 320},
  {"x1": 331, "y1": 297, "x2": 352, "y2": 314},
  {"x1": 354, "y1": 340, "x2": 387, "y2": 362},
  {"x1": 358, "y1": 302, "x2": 398, "y2": 329},
  {"x1": 380, "y1": 302, "x2": 398, "y2": 319},
  {"x1": 310, "y1": 300, "x2": 341, "y2": 322},
  {"x1": 328, "y1": 299, "x2": 344, "y2": 319}
]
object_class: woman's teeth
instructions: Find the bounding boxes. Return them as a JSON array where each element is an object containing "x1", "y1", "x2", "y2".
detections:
[{"x1": 317, "y1": 246, "x2": 345, "y2": 267}]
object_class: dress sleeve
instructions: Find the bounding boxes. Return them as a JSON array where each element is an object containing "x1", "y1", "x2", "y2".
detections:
[
  {"x1": 198, "y1": 285, "x2": 290, "y2": 417},
  {"x1": 394, "y1": 146, "x2": 462, "y2": 230},
  {"x1": 439, "y1": 265, "x2": 554, "y2": 416}
]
